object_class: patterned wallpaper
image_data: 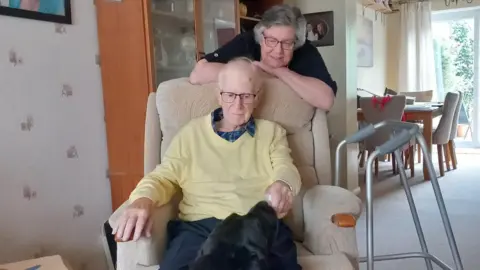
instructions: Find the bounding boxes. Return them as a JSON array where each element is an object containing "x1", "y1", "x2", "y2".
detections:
[{"x1": 0, "y1": 1, "x2": 111, "y2": 269}]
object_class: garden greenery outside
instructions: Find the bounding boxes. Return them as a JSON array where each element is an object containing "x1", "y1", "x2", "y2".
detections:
[{"x1": 434, "y1": 20, "x2": 474, "y2": 119}]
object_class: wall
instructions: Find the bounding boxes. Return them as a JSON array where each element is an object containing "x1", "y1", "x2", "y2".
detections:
[
  {"x1": 293, "y1": 0, "x2": 359, "y2": 191},
  {"x1": 385, "y1": 12, "x2": 400, "y2": 90},
  {"x1": 0, "y1": 1, "x2": 111, "y2": 269},
  {"x1": 357, "y1": 5, "x2": 388, "y2": 96}
]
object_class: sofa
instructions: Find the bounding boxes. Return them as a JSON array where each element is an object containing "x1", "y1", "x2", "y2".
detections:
[{"x1": 107, "y1": 78, "x2": 363, "y2": 270}]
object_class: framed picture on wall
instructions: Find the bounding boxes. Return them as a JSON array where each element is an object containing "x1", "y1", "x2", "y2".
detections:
[
  {"x1": 304, "y1": 11, "x2": 334, "y2": 47},
  {"x1": 357, "y1": 16, "x2": 374, "y2": 67},
  {"x1": 0, "y1": 0, "x2": 72, "y2": 24}
]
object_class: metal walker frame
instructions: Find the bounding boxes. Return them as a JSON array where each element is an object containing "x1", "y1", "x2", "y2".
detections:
[{"x1": 334, "y1": 120, "x2": 464, "y2": 270}]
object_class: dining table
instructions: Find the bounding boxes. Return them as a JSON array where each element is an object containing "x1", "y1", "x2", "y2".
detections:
[{"x1": 357, "y1": 102, "x2": 443, "y2": 180}]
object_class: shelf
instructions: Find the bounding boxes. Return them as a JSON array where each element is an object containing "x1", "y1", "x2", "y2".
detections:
[
  {"x1": 151, "y1": 9, "x2": 194, "y2": 22},
  {"x1": 361, "y1": 0, "x2": 393, "y2": 13},
  {"x1": 240, "y1": 16, "x2": 260, "y2": 22}
]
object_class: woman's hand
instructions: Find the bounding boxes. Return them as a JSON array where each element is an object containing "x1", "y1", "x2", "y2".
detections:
[
  {"x1": 265, "y1": 181, "x2": 294, "y2": 218},
  {"x1": 112, "y1": 197, "x2": 154, "y2": 242},
  {"x1": 253, "y1": 61, "x2": 277, "y2": 77}
]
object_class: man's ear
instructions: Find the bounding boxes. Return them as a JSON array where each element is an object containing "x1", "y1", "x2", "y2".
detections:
[{"x1": 216, "y1": 88, "x2": 223, "y2": 106}]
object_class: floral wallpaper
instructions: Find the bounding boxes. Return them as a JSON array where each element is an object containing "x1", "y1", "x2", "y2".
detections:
[{"x1": 0, "y1": 1, "x2": 111, "y2": 269}]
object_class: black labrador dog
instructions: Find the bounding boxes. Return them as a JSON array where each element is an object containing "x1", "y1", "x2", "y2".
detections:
[{"x1": 190, "y1": 201, "x2": 278, "y2": 270}]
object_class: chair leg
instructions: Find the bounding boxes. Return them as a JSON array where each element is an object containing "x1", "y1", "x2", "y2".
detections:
[
  {"x1": 375, "y1": 158, "x2": 379, "y2": 177},
  {"x1": 448, "y1": 140, "x2": 457, "y2": 170},
  {"x1": 443, "y1": 144, "x2": 451, "y2": 171},
  {"x1": 417, "y1": 144, "x2": 421, "y2": 163},
  {"x1": 387, "y1": 153, "x2": 391, "y2": 162},
  {"x1": 404, "y1": 148, "x2": 411, "y2": 169},
  {"x1": 392, "y1": 153, "x2": 397, "y2": 174},
  {"x1": 409, "y1": 145, "x2": 415, "y2": 177},
  {"x1": 359, "y1": 150, "x2": 366, "y2": 168},
  {"x1": 437, "y1": 144, "x2": 445, "y2": 177}
]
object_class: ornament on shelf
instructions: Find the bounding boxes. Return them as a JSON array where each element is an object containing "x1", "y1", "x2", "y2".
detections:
[{"x1": 239, "y1": 2, "x2": 247, "y2": 17}]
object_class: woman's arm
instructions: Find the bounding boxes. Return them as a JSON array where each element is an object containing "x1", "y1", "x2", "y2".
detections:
[
  {"x1": 189, "y1": 32, "x2": 253, "y2": 84},
  {"x1": 273, "y1": 67, "x2": 335, "y2": 110},
  {"x1": 189, "y1": 59, "x2": 225, "y2": 84},
  {"x1": 254, "y1": 42, "x2": 337, "y2": 110}
]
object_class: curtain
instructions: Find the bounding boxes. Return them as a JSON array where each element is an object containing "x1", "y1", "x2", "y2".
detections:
[{"x1": 398, "y1": 1, "x2": 438, "y2": 99}]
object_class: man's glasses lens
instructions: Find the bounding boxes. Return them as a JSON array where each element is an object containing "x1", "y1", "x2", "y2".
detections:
[{"x1": 221, "y1": 92, "x2": 255, "y2": 103}]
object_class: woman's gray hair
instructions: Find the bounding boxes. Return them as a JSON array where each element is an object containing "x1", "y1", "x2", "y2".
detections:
[{"x1": 253, "y1": 4, "x2": 307, "y2": 49}]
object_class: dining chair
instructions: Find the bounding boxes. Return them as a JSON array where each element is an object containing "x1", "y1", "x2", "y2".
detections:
[
  {"x1": 384, "y1": 87, "x2": 397, "y2": 96},
  {"x1": 399, "y1": 90, "x2": 434, "y2": 102},
  {"x1": 358, "y1": 95, "x2": 412, "y2": 177},
  {"x1": 424, "y1": 92, "x2": 460, "y2": 177},
  {"x1": 446, "y1": 91, "x2": 463, "y2": 171}
]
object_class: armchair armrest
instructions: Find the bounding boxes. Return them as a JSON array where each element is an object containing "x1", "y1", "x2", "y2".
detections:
[
  {"x1": 144, "y1": 92, "x2": 161, "y2": 175},
  {"x1": 302, "y1": 185, "x2": 362, "y2": 260},
  {"x1": 108, "y1": 200, "x2": 177, "y2": 269}
]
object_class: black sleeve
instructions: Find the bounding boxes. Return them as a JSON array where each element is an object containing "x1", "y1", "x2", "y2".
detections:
[
  {"x1": 290, "y1": 43, "x2": 338, "y2": 96},
  {"x1": 203, "y1": 32, "x2": 253, "y2": 63}
]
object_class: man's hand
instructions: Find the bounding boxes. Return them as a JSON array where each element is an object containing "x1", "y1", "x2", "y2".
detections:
[
  {"x1": 265, "y1": 181, "x2": 294, "y2": 218},
  {"x1": 112, "y1": 197, "x2": 154, "y2": 242}
]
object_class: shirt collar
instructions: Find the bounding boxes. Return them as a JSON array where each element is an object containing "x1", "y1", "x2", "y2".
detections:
[{"x1": 211, "y1": 108, "x2": 256, "y2": 137}]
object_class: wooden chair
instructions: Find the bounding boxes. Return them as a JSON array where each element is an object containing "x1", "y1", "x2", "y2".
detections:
[
  {"x1": 384, "y1": 87, "x2": 398, "y2": 96},
  {"x1": 399, "y1": 90, "x2": 434, "y2": 102},
  {"x1": 426, "y1": 92, "x2": 460, "y2": 177},
  {"x1": 358, "y1": 96, "x2": 413, "y2": 177},
  {"x1": 446, "y1": 91, "x2": 463, "y2": 170}
]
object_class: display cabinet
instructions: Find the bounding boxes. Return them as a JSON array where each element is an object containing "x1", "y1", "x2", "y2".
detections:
[{"x1": 95, "y1": 0, "x2": 283, "y2": 210}]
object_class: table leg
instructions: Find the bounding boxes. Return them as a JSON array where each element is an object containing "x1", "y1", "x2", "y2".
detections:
[{"x1": 422, "y1": 116, "x2": 433, "y2": 180}]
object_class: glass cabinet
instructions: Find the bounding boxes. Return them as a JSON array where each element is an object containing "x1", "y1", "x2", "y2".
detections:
[{"x1": 150, "y1": 0, "x2": 237, "y2": 85}]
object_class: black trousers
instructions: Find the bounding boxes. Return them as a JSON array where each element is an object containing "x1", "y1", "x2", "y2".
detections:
[{"x1": 159, "y1": 218, "x2": 301, "y2": 270}]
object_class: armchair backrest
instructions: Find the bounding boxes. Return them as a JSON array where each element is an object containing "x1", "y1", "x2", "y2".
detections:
[{"x1": 145, "y1": 78, "x2": 332, "y2": 241}]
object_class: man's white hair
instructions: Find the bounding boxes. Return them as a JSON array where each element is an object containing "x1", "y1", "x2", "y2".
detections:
[{"x1": 253, "y1": 4, "x2": 307, "y2": 50}]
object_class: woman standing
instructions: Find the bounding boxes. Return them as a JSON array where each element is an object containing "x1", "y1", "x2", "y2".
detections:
[{"x1": 189, "y1": 4, "x2": 337, "y2": 111}]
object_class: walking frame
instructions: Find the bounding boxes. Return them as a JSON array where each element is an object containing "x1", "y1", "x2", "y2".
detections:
[{"x1": 334, "y1": 120, "x2": 464, "y2": 270}]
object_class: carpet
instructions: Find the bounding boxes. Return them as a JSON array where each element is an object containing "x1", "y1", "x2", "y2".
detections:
[{"x1": 356, "y1": 154, "x2": 479, "y2": 270}]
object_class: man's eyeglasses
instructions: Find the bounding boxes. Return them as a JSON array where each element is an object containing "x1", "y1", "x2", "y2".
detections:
[
  {"x1": 263, "y1": 35, "x2": 295, "y2": 50},
  {"x1": 220, "y1": 92, "x2": 256, "y2": 104}
]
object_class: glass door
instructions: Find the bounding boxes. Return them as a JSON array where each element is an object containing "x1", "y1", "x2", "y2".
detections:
[
  {"x1": 432, "y1": 13, "x2": 476, "y2": 144},
  {"x1": 150, "y1": 0, "x2": 197, "y2": 84},
  {"x1": 149, "y1": 0, "x2": 237, "y2": 86}
]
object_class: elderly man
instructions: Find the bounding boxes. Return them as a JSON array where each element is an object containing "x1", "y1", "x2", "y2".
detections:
[
  {"x1": 113, "y1": 58, "x2": 302, "y2": 270},
  {"x1": 189, "y1": 4, "x2": 337, "y2": 111}
]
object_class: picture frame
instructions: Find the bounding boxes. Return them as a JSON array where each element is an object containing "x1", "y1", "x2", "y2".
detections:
[
  {"x1": 0, "y1": 0, "x2": 72, "y2": 24},
  {"x1": 304, "y1": 11, "x2": 334, "y2": 47}
]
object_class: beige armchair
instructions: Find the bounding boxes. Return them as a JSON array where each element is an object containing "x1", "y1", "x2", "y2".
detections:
[{"x1": 107, "y1": 78, "x2": 363, "y2": 270}]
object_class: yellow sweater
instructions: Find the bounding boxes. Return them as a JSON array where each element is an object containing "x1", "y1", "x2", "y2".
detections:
[{"x1": 129, "y1": 114, "x2": 301, "y2": 221}]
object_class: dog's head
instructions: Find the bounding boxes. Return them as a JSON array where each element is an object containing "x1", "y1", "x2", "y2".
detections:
[
  {"x1": 190, "y1": 242, "x2": 268, "y2": 270},
  {"x1": 190, "y1": 201, "x2": 278, "y2": 270}
]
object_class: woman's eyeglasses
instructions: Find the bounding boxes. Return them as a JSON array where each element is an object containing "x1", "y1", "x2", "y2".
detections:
[
  {"x1": 220, "y1": 92, "x2": 256, "y2": 104},
  {"x1": 263, "y1": 36, "x2": 295, "y2": 50}
]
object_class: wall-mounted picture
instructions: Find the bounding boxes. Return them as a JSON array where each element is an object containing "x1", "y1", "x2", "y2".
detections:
[
  {"x1": 0, "y1": 0, "x2": 72, "y2": 24},
  {"x1": 304, "y1": 11, "x2": 334, "y2": 47},
  {"x1": 357, "y1": 16, "x2": 374, "y2": 67}
]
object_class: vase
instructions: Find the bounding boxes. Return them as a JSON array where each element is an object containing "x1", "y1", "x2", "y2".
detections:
[{"x1": 239, "y1": 2, "x2": 247, "y2": 17}]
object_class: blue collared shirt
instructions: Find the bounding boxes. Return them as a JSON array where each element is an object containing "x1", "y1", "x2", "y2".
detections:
[{"x1": 211, "y1": 108, "x2": 255, "y2": 142}]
